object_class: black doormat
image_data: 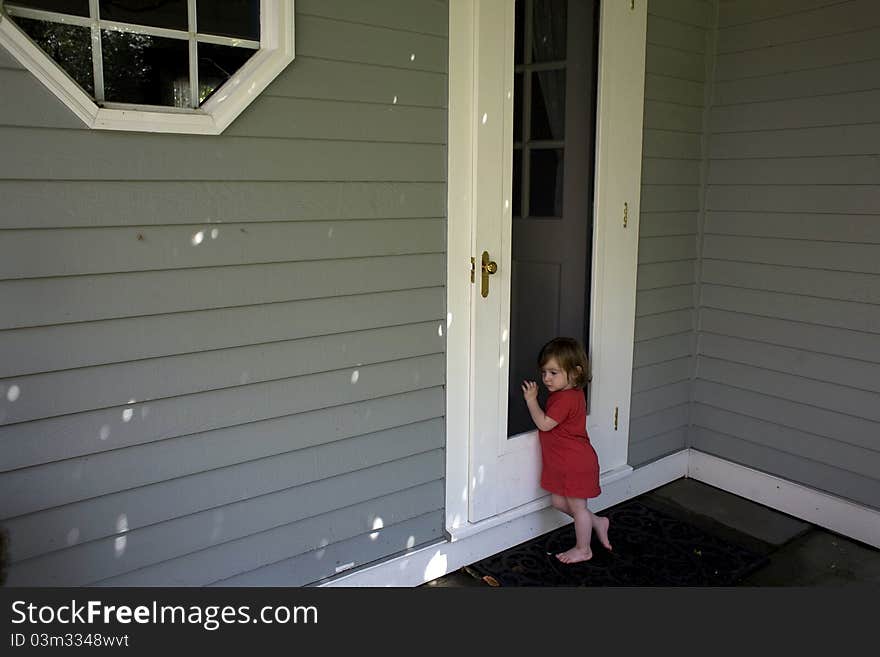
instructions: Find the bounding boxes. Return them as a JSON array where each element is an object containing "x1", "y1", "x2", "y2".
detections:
[{"x1": 465, "y1": 499, "x2": 769, "y2": 586}]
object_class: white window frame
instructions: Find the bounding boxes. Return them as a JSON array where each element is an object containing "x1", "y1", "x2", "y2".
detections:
[{"x1": 0, "y1": 0, "x2": 294, "y2": 134}]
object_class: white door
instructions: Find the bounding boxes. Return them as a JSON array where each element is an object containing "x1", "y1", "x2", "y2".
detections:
[{"x1": 446, "y1": 0, "x2": 647, "y2": 531}]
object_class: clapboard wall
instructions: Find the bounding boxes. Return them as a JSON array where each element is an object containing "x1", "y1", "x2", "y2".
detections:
[
  {"x1": 692, "y1": 0, "x2": 880, "y2": 508},
  {"x1": 0, "y1": 0, "x2": 449, "y2": 586},
  {"x1": 629, "y1": 0, "x2": 714, "y2": 467}
]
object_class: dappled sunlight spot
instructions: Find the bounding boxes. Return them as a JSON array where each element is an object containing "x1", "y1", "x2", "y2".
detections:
[
  {"x1": 481, "y1": 112, "x2": 488, "y2": 125},
  {"x1": 66, "y1": 528, "x2": 80, "y2": 546},
  {"x1": 502, "y1": 329, "x2": 509, "y2": 342},
  {"x1": 122, "y1": 408, "x2": 133, "y2": 423},
  {"x1": 438, "y1": 323, "x2": 443, "y2": 337},
  {"x1": 460, "y1": 486, "x2": 467, "y2": 502},
  {"x1": 392, "y1": 95, "x2": 398, "y2": 104},
  {"x1": 350, "y1": 370, "x2": 359, "y2": 384},
  {"x1": 450, "y1": 514, "x2": 462, "y2": 529},
  {"x1": 210, "y1": 228, "x2": 220, "y2": 239},
  {"x1": 370, "y1": 517, "x2": 384, "y2": 541},
  {"x1": 423, "y1": 551, "x2": 447, "y2": 581},
  {"x1": 507, "y1": 90, "x2": 512, "y2": 100},
  {"x1": 114, "y1": 513, "x2": 129, "y2": 558},
  {"x1": 409, "y1": 53, "x2": 416, "y2": 62},
  {"x1": 316, "y1": 538, "x2": 330, "y2": 559},
  {"x1": 406, "y1": 535, "x2": 415, "y2": 549},
  {"x1": 471, "y1": 476, "x2": 477, "y2": 491},
  {"x1": 99, "y1": 425, "x2": 111, "y2": 441},
  {"x1": 191, "y1": 230, "x2": 205, "y2": 246},
  {"x1": 478, "y1": 464, "x2": 485, "y2": 485},
  {"x1": 6, "y1": 385, "x2": 20, "y2": 402},
  {"x1": 327, "y1": 227, "x2": 334, "y2": 239},
  {"x1": 398, "y1": 559, "x2": 410, "y2": 571},
  {"x1": 499, "y1": 354, "x2": 505, "y2": 368},
  {"x1": 447, "y1": 312, "x2": 453, "y2": 328},
  {"x1": 504, "y1": 199, "x2": 510, "y2": 210}
]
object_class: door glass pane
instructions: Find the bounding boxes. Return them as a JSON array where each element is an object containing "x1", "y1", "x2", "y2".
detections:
[
  {"x1": 530, "y1": 70, "x2": 565, "y2": 141},
  {"x1": 101, "y1": 30, "x2": 189, "y2": 106},
  {"x1": 512, "y1": 149, "x2": 522, "y2": 219},
  {"x1": 99, "y1": 0, "x2": 188, "y2": 31},
  {"x1": 514, "y1": 0, "x2": 524, "y2": 65},
  {"x1": 514, "y1": 72, "x2": 523, "y2": 143},
  {"x1": 529, "y1": 149, "x2": 564, "y2": 217},
  {"x1": 531, "y1": 0, "x2": 566, "y2": 62}
]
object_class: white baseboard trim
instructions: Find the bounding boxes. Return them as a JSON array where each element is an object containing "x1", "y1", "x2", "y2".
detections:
[
  {"x1": 688, "y1": 449, "x2": 880, "y2": 550},
  {"x1": 321, "y1": 450, "x2": 688, "y2": 587},
  {"x1": 322, "y1": 447, "x2": 880, "y2": 586}
]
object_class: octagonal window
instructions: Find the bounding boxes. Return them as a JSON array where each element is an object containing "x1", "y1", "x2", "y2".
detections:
[{"x1": 0, "y1": 0, "x2": 295, "y2": 133}]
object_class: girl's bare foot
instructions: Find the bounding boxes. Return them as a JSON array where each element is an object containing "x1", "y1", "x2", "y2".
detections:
[
  {"x1": 594, "y1": 516, "x2": 612, "y2": 551},
  {"x1": 556, "y1": 546, "x2": 592, "y2": 564}
]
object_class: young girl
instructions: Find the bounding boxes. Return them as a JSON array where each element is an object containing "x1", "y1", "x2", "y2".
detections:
[{"x1": 522, "y1": 337, "x2": 612, "y2": 564}]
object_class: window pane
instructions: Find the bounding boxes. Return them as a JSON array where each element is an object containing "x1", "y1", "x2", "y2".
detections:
[
  {"x1": 198, "y1": 0, "x2": 260, "y2": 41},
  {"x1": 530, "y1": 69, "x2": 565, "y2": 141},
  {"x1": 198, "y1": 43, "x2": 257, "y2": 105},
  {"x1": 529, "y1": 149, "x2": 564, "y2": 217},
  {"x1": 9, "y1": 0, "x2": 89, "y2": 16},
  {"x1": 99, "y1": 0, "x2": 188, "y2": 31},
  {"x1": 512, "y1": 148, "x2": 522, "y2": 219},
  {"x1": 16, "y1": 18, "x2": 94, "y2": 96},
  {"x1": 531, "y1": 0, "x2": 566, "y2": 63},
  {"x1": 101, "y1": 30, "x2": 189, "y2": 106}
]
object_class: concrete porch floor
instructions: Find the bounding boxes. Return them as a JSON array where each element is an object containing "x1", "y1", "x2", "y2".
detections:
[{"x1": 423, "y1": 478, "x2": 880, "y2": 587}]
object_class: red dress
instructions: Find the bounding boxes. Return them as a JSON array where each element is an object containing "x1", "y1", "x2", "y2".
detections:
[{"x1": 538, "y1": 388, "x2": 601, "y2": 499}]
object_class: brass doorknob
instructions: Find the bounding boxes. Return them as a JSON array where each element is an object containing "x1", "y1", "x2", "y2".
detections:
[{"x1": 480, "y1": 251, "x2": 498, "y2": 298}]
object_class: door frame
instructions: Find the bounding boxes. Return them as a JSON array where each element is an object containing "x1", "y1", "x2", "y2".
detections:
[{"x1": 445, "y1": 0, "x2": 647, "y2": 539}]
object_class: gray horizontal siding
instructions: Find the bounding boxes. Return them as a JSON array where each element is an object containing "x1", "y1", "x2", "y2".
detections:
[
  {"x1": 7, "y1": 455, "x2": 445, "y2": 586},
  {"x1": 694, "y1": 0, "x2": 880, "y2": 510},
  {"x1": 0, "y1": 128, "x2": 444, "y2": 181},
  {"x1": 0, "y1": 0, "x2": 449, "y2": 587},
  {"x1": 0, "y1": 288, "x2": 443, "y2": 378},
  {"x1": 0, "y1": 219, "x2": 444, "y2": 279},
  {"x1": 0, "y1": 181, "x2": 445, "y2": 229},
  {"x1": 630, "y1": 0, "x2": 713, "y2": 467}
]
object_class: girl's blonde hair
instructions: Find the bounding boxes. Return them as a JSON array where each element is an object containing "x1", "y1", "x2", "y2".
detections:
[{"x1": 538, "y1": 337, "x2": 591, "y2": 389}]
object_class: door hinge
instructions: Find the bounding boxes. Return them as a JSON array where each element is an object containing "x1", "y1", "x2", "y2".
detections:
[
  {"x1": 470, "y1": 257, "x2": 475, "y2": 283},
  {"x1": 623, "y1": 202, "x2": 628, "y2": 228},
  {"x1": 614, "y1": 406, "x2": 619, "y2": 431}
]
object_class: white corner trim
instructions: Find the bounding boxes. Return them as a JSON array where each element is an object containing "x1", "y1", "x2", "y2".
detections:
[
  {"x1": 0, "y1": 1, "x2": 294, "y2": 134},
  {"x1": 688, "y1": 449, "x2": 880, "y2": 550},
  {"x1": 321, "y1": 451, "x2": 687, "y2": 587}
]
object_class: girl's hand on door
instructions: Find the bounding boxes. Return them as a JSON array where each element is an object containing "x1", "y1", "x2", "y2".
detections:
[{"x1": 522, "y1": 380, "x2": 539, "y2": 402}]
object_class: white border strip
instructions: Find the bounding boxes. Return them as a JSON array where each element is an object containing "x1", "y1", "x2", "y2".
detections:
[
  {"x1": 321, "y1": 450, "x2": 687, "y2": 587},
  {"x1": 688, "y1": 449, "x2": 880, "y2": 550}
]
